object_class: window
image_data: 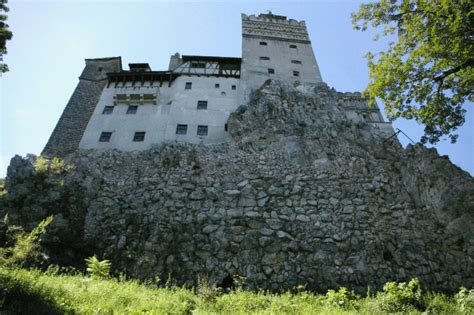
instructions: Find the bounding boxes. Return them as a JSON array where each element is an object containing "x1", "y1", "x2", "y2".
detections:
[
  {"x1": 127, "y1": 105, "x2": 138, "y2": 114},
  {"x1": 260, "y1": 56, "x2": 270, "y2": 60},
  {"x1": 268, "y1": 68, "x2": 275, "y2": 74},
  {"x1": 259, "y1": 41, "x2": 267, "y2": 46},
  {"x1": 289, "y1": 44, "x2": 297, "y2": 49},
  {"x1": 221, "y1": 91, "x2": 226, "y2": 96},
  {"x1": 176, "y1": 124, "x2": 188, "y2": 135},
  {"x1": 190, "y1": 62, "x2": 206, "y2": 68},
  {"x1": 185, "y1": 82, "x2": 192, "y2": 90},
  {"x1": 98, "y1": 67, "x2": 103, "y2": 72},
  {"x1": 99, "y1": 132, "x2": 112, "y2": 142},
  {"x1": 293, "y1": 71, "x2": 300, "y2": 77},
  {"x1": 197, "y1": 100, "x2": 208, "y2": 110},
  {"x1": 133, "y1": 132, "x2": 145, "y2": 142},
  {"x1": 102, "y1": 106, "x2": 114, "y2": 115},
  {"x1": 225, "y1": 123, "x2": 228, "y2": 132},
  {"x1": 215, "y1": 83, "x2": 220, "y2": 88},
  {"x1": 232, "y1": 85, "x2": 236, "y2": 90},
  {"x1": 291, "y1": 60, "x2": 302, "y2": 64},
  {"x1": 197, "y1": 125, "x2": 208, "y2": 136}
]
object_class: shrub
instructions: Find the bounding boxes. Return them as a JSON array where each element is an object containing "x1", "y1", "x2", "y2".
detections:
[
  {"x1": 376, "y1": 278, "x2": 424, "y2": 313},
  {"x1": 456, "y1": 287, "x2": 474, "y2": 313},
  {"x1": 0, "y1": 216, "x2": 53, "y2": 267},
  {"x1": 425, "y1": 292, "x2": 458, "y2": 314},
  {"x1": 85, "y1": 255, "x2": 111, "y2": 279},
  {"x1": 197, "y1": 277, "x2": 221, "y2": 303},
  {"x1": 325, "y1": 286, "x2": 360, "y2": 309}
]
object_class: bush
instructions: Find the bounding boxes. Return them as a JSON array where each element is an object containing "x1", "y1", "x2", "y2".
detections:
[
  {"x1": 0, "y1": 216, "x2": 53, "y2": 267},
  {"x1": 197, "y1": 277, "x2": 222, "y2": 303},
  {"x1": 376, "y1": 278, "x2": 424, "y2": 313},
  {"x1": 456, "y1": 287, "x2": 474, "y2": 313},
  {"x1": 325, "y1": 286, "x2": 360, "y2": 309},
  {"x1": 85, "y1": 255, "x2": 111, "y2": 279}
]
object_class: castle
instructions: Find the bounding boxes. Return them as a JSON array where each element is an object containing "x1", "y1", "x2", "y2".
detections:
[{"x1": 42, "y1": 12, "x2": 392, "y2": 157}]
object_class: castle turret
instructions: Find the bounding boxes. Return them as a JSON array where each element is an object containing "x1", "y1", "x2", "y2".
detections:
[
  {"x1": 42, "y1": 57, "x2": 122, "y2": 157},
  {"x1": 239, "y1": 12, "x2": 323, "y2": 103}
]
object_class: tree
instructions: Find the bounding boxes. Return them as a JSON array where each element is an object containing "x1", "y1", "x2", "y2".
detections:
[
  {"x1": 0, "y1": 0, "x2": 12, "y2": 73},
  {"x1": 352, "y1": 0, "x2": 473, "y2": 143}
]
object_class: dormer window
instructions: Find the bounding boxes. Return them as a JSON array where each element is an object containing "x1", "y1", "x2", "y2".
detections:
[{"x1": 190, "y1": 62, "x2": 206, "y2": 69}]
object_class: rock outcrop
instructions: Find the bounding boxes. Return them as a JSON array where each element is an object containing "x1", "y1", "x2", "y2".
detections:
[{"x1": 2, "y1": 81, "x2": 473, "y2": 292}]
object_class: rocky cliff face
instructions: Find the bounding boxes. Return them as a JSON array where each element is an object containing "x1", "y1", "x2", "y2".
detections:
[{"x1": 2, "y1": 81, "x2": 473, "y2": 292}]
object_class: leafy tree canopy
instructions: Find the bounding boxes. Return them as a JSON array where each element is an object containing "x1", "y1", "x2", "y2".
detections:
[
  {"x1": 352, "y1": 0, "x2": 473, "y2": 143},
  {"x1": 0, "y1": 0, "x2": 12, "y2": 73}
]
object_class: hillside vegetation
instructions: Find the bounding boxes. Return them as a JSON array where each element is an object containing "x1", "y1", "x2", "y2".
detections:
[{"x1": 0, "y1": 267, "x2": 473, "y2": 314}]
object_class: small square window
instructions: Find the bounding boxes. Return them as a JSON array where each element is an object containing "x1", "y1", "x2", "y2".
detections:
[
  {"x1": 99, "y1": 132, "x2": 112, "y2": 142},
  {"x1": 290, "y1": 44, "x2": 297, "y2": 49},
  {"x1": 268, "y1": 68, "x2": 275, "y2": 74},
  {"x1": 185, "y1": 82, "x2": 192, "y2": 90},
  {"x1": 197, "y1": 100, "x2": 208, "y2": 110},
  {"x1": 176, "y1": 124, "x2": 188, "y2": 135},
  {"x1": 127, "y1": 105, "x2": 138, "y2": 114},
  {"x1": 215, "y1": 83, "x2": 220, "y2": 88},
  {"x1": 98, "y1": 67, "x2": 103, "y2": 72},
  {"x1": 133, "y1": 132, "x2": 145, "y2": 142},
  {"x1": 197, "y1": 125, "x2": 208, "y2": 136},
  {"x1": 260, "y1": 56, "x2": 270, "y2": 60},
  {"x1": 293, "y1": 71, "x2": 300, "y2": 77},
  {"x1": 291, "y1": 60, "x2": 302, "y2": 64},
  {"x1": 259, "y1": 41, "x2": 267, "y2": 46},
  {"x1": 102, "y1": 106, "x2": 114, "y2": 115},
  {"x1": 232, "y1": 85, "x2": 236, "y2": 90}
]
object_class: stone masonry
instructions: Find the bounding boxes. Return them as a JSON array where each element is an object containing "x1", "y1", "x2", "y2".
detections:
[{"x1": 3, "y1": 81, "x2": 473, "y2": 293}]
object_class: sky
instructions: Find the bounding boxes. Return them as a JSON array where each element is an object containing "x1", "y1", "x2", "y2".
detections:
[{"x1": 0, "y1": 0, "x2": 472, "y2": 177}]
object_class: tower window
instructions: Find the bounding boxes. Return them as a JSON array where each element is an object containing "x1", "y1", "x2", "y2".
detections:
[
  {"x1": 197, "y1": 100, "x2": 208, "y2": 110},
  {"x1": 215, "y1": 83, "x2": 220, "y2": 88},
  {"x1": 185, "y1": 82, "x2": 192, "y2": 90},
  {"x1": 99, "y1": 132, "x2": 112, "y2": 142},
  {"x1": 291, "y1": 60, "x2": 302, "y2": 64},
  {"x1": 127, "y1": 105, "x2": 138, "y2": 114},
  {"x1": 260, "y1": 56, "x2": 270, "y2": 60},
  {"x1": 225, "y1": 123, "x2": 228, "y2": 132},
  {"x1": 232, "y1": 85, "x2": 236, "y2": 90},
  {"x1": 133, "y1": 132, "x2": 146, "y2": 142},
  {"x1": 197, "y1": 125, "x2": 208, "y2": 136},
  {"x1": 289, "y1": 44, "x2": 297, "y2": 49},
  {"x1": 293, "y1": 71, "x2": 300, "y2": 77},
  {"x1": 98, "y1": 67, "x2": 103, "y2": 72},
  {"x1": 102, "y1": 106, "x2": 114, "y2": 115},
  {"x1": 268, "y1": 68, "x2": 275, "y2": 74},
  {"x1": 176, "y1": 124, "x2": 188, "y2": 135},
  {"x1": 259, "y1": 41, "x2": 267, "y2": 46}
]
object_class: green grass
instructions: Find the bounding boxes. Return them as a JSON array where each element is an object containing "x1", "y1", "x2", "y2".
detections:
[{"x1": 0, "y1": 267, "x2": 471, "y2": 314}]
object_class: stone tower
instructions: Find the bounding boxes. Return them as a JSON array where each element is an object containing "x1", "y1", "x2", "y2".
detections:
[
  {"x1": 239, "y1": 12, "x2": 323, "y2": 103},
  {"x1": 42, "y1": 57, "x2": 122, "y2": 157}
]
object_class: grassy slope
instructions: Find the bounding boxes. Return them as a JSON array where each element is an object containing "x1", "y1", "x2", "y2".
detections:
[{"x1": 0, "y1": 267, "x2": 468, "y2": 314}]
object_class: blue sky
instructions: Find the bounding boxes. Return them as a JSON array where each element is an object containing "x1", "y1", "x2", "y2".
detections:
[{"x1": 0, "y1": 0, "x2": 472, "y2": 177}]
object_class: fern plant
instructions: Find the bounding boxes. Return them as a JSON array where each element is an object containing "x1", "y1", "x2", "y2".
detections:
[{"x1": 85, "y1": 255, "x2": 111, "y2": 279}]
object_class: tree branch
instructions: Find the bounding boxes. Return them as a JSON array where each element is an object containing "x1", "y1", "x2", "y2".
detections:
[{"x1": 433, "y1": 59, "x2": 474, "y2": 82}]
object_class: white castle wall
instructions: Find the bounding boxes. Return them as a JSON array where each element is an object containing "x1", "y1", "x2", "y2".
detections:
[{"x1": 79, "y1": 75, "x2": 239, "y2": 150}]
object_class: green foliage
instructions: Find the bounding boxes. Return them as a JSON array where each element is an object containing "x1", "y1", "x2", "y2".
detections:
[
  {"x1": 456, "y1": 287, "x2": 474, "y2": 313},
  {"x1": 352, "y1": 0, "x2": 473, "y2": 144},
  {"x1": 0, "y1": 216, "x2": 53, "y2": 267},
  {"x1": 0, "y1": 270, "x2": 470, "y2": 314},
  {"x1": 376, "y1": 278, "x2": 424, "y2": 312},
  {"x1": 0, "y1": 0, "x2": 12, "y2": 73},
  {"x1": 325, "y1": 287, "x2": 360, "y2": 309},
  {"x1": 35, "y1": 156, "x2": 72, "y2": 175},
  {"x1": 85, "y1": 255, "x2": 111, "y2": 279},
  {"x1": 197, "y1": 276, "x2": 222, "y2": 303}
]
